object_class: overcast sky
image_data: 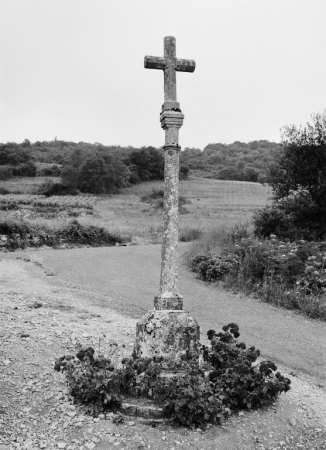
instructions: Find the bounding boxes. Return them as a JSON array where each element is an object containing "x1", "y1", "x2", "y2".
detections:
[{"x1": 0, "y1": 0, "x2": 325, "y2": 149}]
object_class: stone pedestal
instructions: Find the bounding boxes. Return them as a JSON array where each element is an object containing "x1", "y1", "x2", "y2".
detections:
[{"x1": 134, "y1": 310, "x2": 200, "y2": 358}]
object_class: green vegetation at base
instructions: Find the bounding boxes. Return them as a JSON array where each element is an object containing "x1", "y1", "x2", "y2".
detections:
[{"x1": 54, "y1": 324, "x2": 290, "y2": 429}]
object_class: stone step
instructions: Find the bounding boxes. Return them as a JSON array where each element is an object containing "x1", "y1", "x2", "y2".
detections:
[{"x1": 120, "y1": 397, "x2": 165, "y2": 424}]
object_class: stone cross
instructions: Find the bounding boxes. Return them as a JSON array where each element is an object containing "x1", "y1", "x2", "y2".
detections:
[
  {"x1": 134, "y1": 37, "x2": 199, "y2": 359},
  {"x1": 145, "y1": 36, "x2": 195, "y2": 311}
]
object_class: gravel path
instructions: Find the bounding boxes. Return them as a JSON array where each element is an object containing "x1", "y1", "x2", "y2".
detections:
[{"x1": 1, "y1": 246, "x2": 326, "y2": 450}]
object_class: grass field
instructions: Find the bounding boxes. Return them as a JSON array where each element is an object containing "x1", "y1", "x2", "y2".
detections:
[
  {"x1": 79, "y1": 177, "x2": 271, "y2": 242},
  {"x1": 0, "y1": 176, "x2": 60, "y2": 194},
  {"x1": 0, "y1": 176, "x2": 271, "y2": 243}
]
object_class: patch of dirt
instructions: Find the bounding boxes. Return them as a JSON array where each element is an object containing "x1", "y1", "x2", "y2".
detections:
[{"x1": 1, "y1": 258, "x2": 326, "y2": 450}]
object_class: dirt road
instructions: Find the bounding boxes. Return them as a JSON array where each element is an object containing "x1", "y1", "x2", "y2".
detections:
[{"x1": 3, "y1": 244, "x2": 325, "y2": 386}]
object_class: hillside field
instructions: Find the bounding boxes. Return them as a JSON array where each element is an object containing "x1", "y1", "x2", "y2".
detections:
[{"x1": 0, "y1": 176, "x2": 271, "y2": 243}]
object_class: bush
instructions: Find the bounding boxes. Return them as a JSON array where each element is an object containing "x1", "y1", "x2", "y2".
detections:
[
  {"x1": 189, "y1": 231, "x2": 326, "y2": 320},
  {"x1": 0, "y1": 187, "x2": 10, "y2": 195},
  {"x1": 254, "y1": 195, "x2": 326, "y2": 241},
  {"x1": 140, "y1": 188, "x2": 164, "y2": 202},
  {"x1": 57, "y1": 220, "x2": 123, "y2": 247},
  {"x1": 179, "y1": 165, "x2": 190, "y2": 180},
  {"x1": 141, "y1": 189, "x2": 190, "y2": 213},
  {"x1": 12, "y1": 161, "x2": 37, "y2": 177},
  {"x1": 54, "y1": 324, "x2": 291, "y2": 429},
  {"x1": 0, "y1": 218, "x2": 124, "y2": 250},
  {"x1": 179, "y1": 227, "x2": 202, "y2": 242},
  {"x1": 37, "y1": 181, "x2": 79, "y2": 196},
  {"x1": 260, "y1": 112, "x2": 326, "y2": 240},
  {"x1": 0, "y1": 166, "x2": 13, "y2": 180}
]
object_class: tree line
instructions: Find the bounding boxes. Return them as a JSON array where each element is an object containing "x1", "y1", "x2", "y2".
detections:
[
  {"x1": 0, "y1": 138, "x2": 281, "y2": 192},
  {"x1": 180, "y1": 140, "x2": 281, "y2": 182}
]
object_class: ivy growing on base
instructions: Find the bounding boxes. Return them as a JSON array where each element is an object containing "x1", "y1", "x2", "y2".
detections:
[{"x1": 54, "y1": 324, "x2": 291, "y2": 429}]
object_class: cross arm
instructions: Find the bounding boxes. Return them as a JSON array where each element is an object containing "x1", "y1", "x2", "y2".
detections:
[
  {"x1": 144, "y1": 56, "x2": 166, "y2": 70},
  {"x1": 176, "y1": 59, "x2": 196, "y2": 73}
]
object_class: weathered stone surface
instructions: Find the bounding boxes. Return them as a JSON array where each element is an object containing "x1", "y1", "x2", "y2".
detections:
[
  {"x1": 134, "y1": 310, "x2": 200, "y2": 358},
  {"x1": 120, "y1": 397, "x2": 165, "y2": 419},
  {"x1": 135, "y1": 36, "x2": 197, "y2": 358},
  {"x1": 154, "y1": 295, "x2": 183, "y2": 311},
  {"x1": 144, "y1": 36, "x2": 195, "y2": 112}
]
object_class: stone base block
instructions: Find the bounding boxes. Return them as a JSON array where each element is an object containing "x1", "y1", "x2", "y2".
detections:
[
  {"x1": 120, "y1": 397, "x2": 165, "y2": 422},
  {"x1": 154, "y1": 295, "x2": 183, "y2": 310},
  {"x1": 134, "y1": 310, "x2": 200, "y2": 358}
]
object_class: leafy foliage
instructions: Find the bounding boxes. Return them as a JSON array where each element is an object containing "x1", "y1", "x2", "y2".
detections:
[
  {"x1": 55, "y1": 324, "x2": 291, "y2": 429},
  {"x1": 0, "y1": 166, "x2": 13, "y2": 180},
  {"x1": 127, "y1": 147, "x2": 164, "y2": 183},
  {"x1": 257, "y1": 112, "x2": 326, "y2": 240}
]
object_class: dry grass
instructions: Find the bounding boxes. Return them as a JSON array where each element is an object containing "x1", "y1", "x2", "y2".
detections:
[
  {"x1": 84, "y1": 177, "x2": 271, "y2": 243},
  {"x1": 0, "y1": 177, "x2": 271, "y2": 243},
  {"x1": 0, "y1": 176, "x2": 60, "y2": 194}
]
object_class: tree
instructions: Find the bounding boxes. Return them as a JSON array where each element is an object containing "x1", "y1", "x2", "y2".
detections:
[
  {"x1": 268, "y1": 112, "x2": 326, "y2": 207},
  {"x1": 60, "y1": 148, "x2": 129, "y2": 194},
  {"x1": 254, "y1": 112, "x2": 326, "y2": 240},
  {"x1": 127, "y1": 147, "x2": 164, "y2": 182},
  {"x1": 78, "y1": 154, "x2": 108, "y2": 194}
]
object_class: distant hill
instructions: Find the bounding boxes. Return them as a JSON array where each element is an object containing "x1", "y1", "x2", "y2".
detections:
[{"x1": 0, "y1": 139, "x2": 280, "y2": 184}]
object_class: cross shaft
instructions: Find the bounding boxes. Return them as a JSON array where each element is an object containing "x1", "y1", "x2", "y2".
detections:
[{"x1": 144, "y1": 36, "x2": 195, "y2": 310}]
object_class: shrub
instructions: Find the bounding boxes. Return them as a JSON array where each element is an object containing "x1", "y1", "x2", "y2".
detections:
[
  {"x1": 189, "y1": 231, "x2": 326, "y2": 320},
  {"x1": 0, "y1": 218, "x2": 124, "y2": 250},
  {"x1": 0, "y1": 166, "x2": 13, "y2": 180},
  {"x1": 38, "y1": 181, "x2": 79, "y2": 197},
  {"x1": 54, "y1": 324, "x2": 291, "y2": 429},
  {"x1": 0, "y1": 187, "x2": 10, "y2": 195},
  {"x1": 12, "y1": 161, "x2": 37, "y2": 177},
  {"x1": 179, "y1": 227, "x2": 202, "y2": 242},
  {"x1": 57, "y1": 220, "x2": 123, "y2": 247},
  {"x1": 203, "y1": 324, "x2": 291, "y2": 411},
  {"x1": 179, "y1": 165, "x2": 190, "y2": 180},
  {"x1": 190, "y1": 254, "x2": 239, "y2": 282},
  {"x1": 140, "y1": 188, "x2": 164, "y2": 202},
  {"x1": 253, "y1": 195, "x2": 326, "y2": 241}
]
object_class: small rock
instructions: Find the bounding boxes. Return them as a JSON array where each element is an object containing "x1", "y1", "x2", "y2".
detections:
[
  {"x1": 289, "y1": 418, "x2": 297, "y2": 426},
  {"x1": 85, "y1": 444, "x2": 96, "y2": 450},
  {"x1": 98, "y1": 414, "x2": 105, "y2": 420},
  {"x1": 57, "y1": 444, "x2": 66, "y2": 449},
  {"x1": 33, "y1": 301, "x2": 42, "y2": 308},
  {"x1": 127, "y1": 421, "x2": 135, "y2": 426}
]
